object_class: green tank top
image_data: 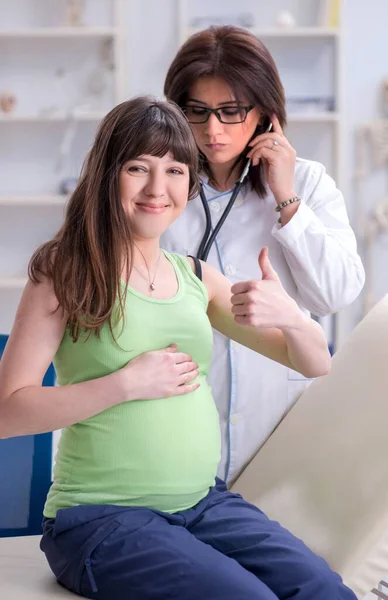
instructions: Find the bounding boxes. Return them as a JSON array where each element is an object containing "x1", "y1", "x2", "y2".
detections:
[{"x1": 44, "y1": 251, "x2": 221, "y2": 518}]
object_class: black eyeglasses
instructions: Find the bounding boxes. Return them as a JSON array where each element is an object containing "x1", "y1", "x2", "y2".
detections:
[{"x1": 182, "y1": 105, "x2": 254, "y2": 124}]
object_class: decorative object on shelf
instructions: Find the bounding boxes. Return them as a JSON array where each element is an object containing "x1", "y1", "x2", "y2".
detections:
[
  {"x1": 56, "y1": 116, "x2": 78, "y2": 172},
  {"x1": 0, "y1": 92, "x2": 16, "y2": 113},
  {"x1": 355, "y1": 80, "x2": 388, "y2": 184},
  {"x1": 364, "y1": 79, "x2": 388, "y2": 169},
  {"x1": 55, "y1": 39, "x2": 114, "y2": 174},
  {"x1": 59, "y1": 178, "x2": 78, "y2": 195},
  {"x1": 318, "y1": 0, "x2": 341, "y2": 28},
  {"x1": 38, "y1": 67, "x2": 67, "y2": 118},
  {"x1": 64, "y1": 0, "x2": 86, "y2": 27},
  {"x1": 189, "y1": 13, "x2": 255, "y2": 30},
  {"x1": 354, "y1": 78, "x2": 388, "y2": 315},
  {"x1": 83, "y1": 39, "x2": 114, "y2": 108},
  {"x1": 275, "y1": 10, "x2": 296, "y2": 29},
  {"x1": 363, "y1": 198, "x2": 388, "y2": 315},
  {"x1": 85, "y1": 69, "x2": 106, "y2": 99},
  {"x1": 381, "y1": 78, "x2": 388, "y2": 117}
]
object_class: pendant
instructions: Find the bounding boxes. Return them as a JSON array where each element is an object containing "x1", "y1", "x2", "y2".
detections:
[{"x1": 150, "y1": 283, "x2": 155, "y2": 291}]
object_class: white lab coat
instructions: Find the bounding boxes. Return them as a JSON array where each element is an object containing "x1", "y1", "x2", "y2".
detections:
[{"x1": 161, "y1": 158, "x2": 365, "y2": 484}]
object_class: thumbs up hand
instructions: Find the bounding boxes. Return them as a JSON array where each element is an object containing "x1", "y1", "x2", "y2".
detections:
[
  {"x1": 230, "y1": 247, "x2": 299, "y2": 330},
  {"x1": 258, "y1": 246, "x2": 280, "y2": 282}
]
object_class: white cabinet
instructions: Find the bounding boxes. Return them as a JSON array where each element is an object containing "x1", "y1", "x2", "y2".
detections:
[{"x1": 0, "y1": 0, "x2": 125, "y2": 334}]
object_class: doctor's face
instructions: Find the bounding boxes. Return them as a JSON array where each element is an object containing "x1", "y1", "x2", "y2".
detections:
[{"x1": 185, "y1": 76, "x2": 260, "y2": 168}]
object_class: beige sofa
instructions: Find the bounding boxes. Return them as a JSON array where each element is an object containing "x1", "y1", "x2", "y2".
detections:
[{"x1": 2, "y1": 296, "x2": 388, "y2": 599}]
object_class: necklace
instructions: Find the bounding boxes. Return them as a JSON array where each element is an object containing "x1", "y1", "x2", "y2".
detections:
[{"x1": 132, "y1": 245, "x2": 162, "y2": 292}]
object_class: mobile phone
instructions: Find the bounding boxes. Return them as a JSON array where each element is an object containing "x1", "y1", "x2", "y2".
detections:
[
  {"x1": 240, "y1": 118, "x2": 273, "y2": 180},
  {"x1": 248, "y1": 118, "x2": 273, "y2": 145},
  {"x1": 259, "y1": 117, "x2": 273, "y2": 135}
]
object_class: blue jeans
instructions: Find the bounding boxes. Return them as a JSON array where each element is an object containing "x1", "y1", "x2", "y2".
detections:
[{"x1": 41, "y1": 479, "x2": 356, "y2": 599}]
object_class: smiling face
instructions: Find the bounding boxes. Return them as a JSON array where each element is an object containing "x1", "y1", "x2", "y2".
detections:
[
  {"x1": 186, "y1": 76, "x2": 261, "y2": 170},
  {"x1": 119, "y1": 152, "x2": 190, "y2": 241}
]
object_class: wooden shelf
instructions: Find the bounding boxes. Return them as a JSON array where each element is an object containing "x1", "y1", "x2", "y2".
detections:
[
  {"x1": 0, "y1": 112, "x2": 105, "y2": 123},
  {"x1": 288, "y1": 112, "x2": 339, "y2": 123},
  {"x1": 0, "y1": 195, "x2": 68, "y2": 206},
  {"x1": 186, "y1": 27, "x2": 339, "y2": 39},
  {"x1": 0, "y1": 277, "x2": 28, "y2": 289},
  {"x1": 252, "y1": 27, "x2": 339, "y2": 38},
  {"x1": 0, "y1": 111, "x2": 338, "y2": 126},
  {"x1": 0, "y1": 27, "x2": 118, "y2": 38}
]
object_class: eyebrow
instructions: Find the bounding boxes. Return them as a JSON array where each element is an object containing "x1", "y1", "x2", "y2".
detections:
[
  {"x1": 186, "y1": 98, "x2": 240, "y2": 106},
  {"x1": 124, "y1": 156, "x2": 186, "y2": 165}
]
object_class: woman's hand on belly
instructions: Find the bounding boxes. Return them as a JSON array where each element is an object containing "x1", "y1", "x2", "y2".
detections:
[{"x1": 119, "y1": 344, "x2": 200, "y2": 401}]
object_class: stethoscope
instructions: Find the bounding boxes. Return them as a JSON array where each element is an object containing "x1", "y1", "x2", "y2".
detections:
[
  {"x1": 196, "y1": 122, "x2": 273, "y2": 261},
  {"x1": 197, "y1": 158, "x2": 251, "y2": 261}
]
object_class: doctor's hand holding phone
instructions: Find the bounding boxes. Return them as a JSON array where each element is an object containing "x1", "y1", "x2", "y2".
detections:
[{"x1": 247, "y1": 115, "x2": 298, "y2": 207}]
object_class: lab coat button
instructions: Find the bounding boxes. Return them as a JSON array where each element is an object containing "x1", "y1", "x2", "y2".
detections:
[
  {"x1": 210, "y1": 201, "x2": 221, "y2": 212},
  {"x1": 230, "y1": 413, "x2": 241, "y2": 425}
]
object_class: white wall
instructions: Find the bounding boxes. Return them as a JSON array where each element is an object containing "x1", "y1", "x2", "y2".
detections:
[{"x1": 338, "y1": 0, "x2": 388, "y2": 341}]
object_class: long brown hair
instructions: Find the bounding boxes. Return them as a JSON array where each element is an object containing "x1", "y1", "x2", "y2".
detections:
[
  {"x1": 164, "y1": 25, "x2": 286, "y2": 197},
  {"x1": 29, "y1": 97, "x2": 200, "y2": 341}
]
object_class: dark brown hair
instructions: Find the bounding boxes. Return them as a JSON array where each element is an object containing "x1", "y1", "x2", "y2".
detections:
[
  {"x1": 164, "y1": 25, "x2": 286, "y2": 197},
  {"x1": 29, "y1": 96, "x2": 200, "y2": 341}
]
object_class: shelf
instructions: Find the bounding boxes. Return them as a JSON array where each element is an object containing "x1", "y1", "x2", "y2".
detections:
[
  {"x1": 0, "y1": 112, "x2": 105, "y2": 123},
  {"x1": 186, "y1": 27, "x2": 339, "y2": 39},
  {"x1": 253, "y1": 27, "x2": 339, "y2": 38},
  {"x1": 0, "y1": 195, "x2": 68, "y2": 206},
  {"x1": 287, "y1": 112, "x2": 339, "y2": 123},
  {"x1": 0, "y1": 27, "x2": 118, "y2": 38},
  {"x1": 0, "y1": 111, "x2": 338, "y2": 125},
  {"x1": 0, "y1": 277, "x2": 28, "y2": 289}
]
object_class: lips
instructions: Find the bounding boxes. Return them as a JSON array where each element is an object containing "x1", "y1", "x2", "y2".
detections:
[
  {"x1": 205, "y1": 143, "x2": 226, "y2": 151},
  {"x1": 136, "y1": 203, "x2": 169, "y2": 214}
]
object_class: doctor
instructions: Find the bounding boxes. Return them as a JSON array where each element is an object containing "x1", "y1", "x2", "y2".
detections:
[{"x1": 162, "y1": 25, "x2": 365, "y2": 484}]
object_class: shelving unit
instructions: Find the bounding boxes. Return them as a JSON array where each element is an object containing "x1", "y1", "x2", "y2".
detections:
[
  {"x1": 0, "y1": 27, "x2": 118, "y2": 38},
  {"x1": 176, "y1": 0, "x2": 343, "y2": 349},
  {"x1": 0, "y1": 0, "x2": 125, "y2": 334}
]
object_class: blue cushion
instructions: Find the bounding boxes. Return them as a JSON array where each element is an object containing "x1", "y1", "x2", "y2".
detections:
[{"x1": 0, "y1": 334, "x2": 54, "y2": 537}]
